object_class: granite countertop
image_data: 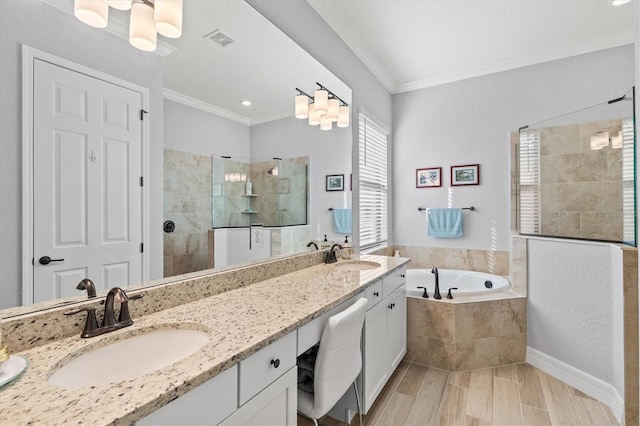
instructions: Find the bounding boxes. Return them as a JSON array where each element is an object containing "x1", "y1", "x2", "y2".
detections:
[{"x1": 0, "y1": 255, "x2": 408, "y2": 425}]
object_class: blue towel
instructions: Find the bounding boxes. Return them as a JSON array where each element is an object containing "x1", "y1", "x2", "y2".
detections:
[
  {"x1": 427, "y1": 208, "x2": 462, "y2": 238},
  {"x1": 333, "y1": 209, "x2": 352, "y2": 234}
]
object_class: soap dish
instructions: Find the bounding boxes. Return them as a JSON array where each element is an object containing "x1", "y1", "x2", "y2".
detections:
[{"x1": 0, "y1": 351, "x2": 28, "y2": 388}]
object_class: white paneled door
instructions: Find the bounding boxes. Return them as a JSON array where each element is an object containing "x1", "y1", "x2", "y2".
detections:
[{"x1": 31, "y1": 59, "x2": 143, "y2": 303}]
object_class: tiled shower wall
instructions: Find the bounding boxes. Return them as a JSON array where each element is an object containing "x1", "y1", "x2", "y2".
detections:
[{"x1": 164, "y1": 149, "x2": 212, "y2": 277}]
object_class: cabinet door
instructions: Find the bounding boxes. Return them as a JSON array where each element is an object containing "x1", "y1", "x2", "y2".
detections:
[
  {"x1": 362, "y1": 299, "x2": 388, "y2": 413},
  {"x1": 221, "y1": 366, "x2": 297, "y2": 426},
  {"x1": 386, "y1": 285, "x2": 407, "y2": 372},
  {"x1": 136, "y1": 365, "x2": 237, "y2": 426}
]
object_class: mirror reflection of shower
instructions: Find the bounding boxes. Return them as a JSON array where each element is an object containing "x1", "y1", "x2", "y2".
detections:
[{"x1": 212, "y1": 155, "x2": 309, "y2": 228}]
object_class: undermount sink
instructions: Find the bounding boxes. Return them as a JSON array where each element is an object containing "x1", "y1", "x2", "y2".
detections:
[
  {"x1": 334, "y1": 261, "x2": 381, "y2": 271},
  {"x1": 48, "y1": 328, "x2": 209, "y2": 388}
]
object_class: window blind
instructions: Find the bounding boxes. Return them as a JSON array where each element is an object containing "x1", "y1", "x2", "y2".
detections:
[
  {"x1": 622, "y1": 118, "x2": 635, "y2": 244},
  {"x1": 359, "y1": 114, "x2": 388, "y2": 249},
  {"x1": 518, "y1": 129, "x2": 540, "y2": 234}
]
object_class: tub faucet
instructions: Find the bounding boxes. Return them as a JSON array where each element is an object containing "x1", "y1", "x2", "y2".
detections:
[
  {"x1": 431, "y1": 268, "x2": 442, "y2": 299},
  {"x1": 306, "y1": 241, "x2": 319, "y2": 250},
  {"x1": 325, "y1": 243, "x2": 343, "y2": 263}
]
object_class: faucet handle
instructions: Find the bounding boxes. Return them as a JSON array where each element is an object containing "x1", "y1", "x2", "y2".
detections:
[
  {"x1": 65, "y1": 307, "x2": 99, "y2": 338},
  {"x1": 447, "y1": 288, "x2": 458, "y2": 299},
  {"x1": 416, "y1": 286, "x2": 429, "y2": 298},
  {"x1": 117, "y1": 291, "x2": 144, "y2": 325}
]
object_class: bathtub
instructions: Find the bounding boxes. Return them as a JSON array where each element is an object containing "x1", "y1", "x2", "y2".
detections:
[{"x1": 405, "y1": 268, "x2": 510, "y2": 298}]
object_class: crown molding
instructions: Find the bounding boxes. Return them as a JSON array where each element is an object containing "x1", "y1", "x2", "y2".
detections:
[
  {"x1": 395, "y1": 37, "x2": 635, "y2": 94},
  {"x1": 163, "y1": 89, "x2": 252, "y2": 126},
  {"x1": 307, "y1": 0, "x2": 397, "y2": 93}
]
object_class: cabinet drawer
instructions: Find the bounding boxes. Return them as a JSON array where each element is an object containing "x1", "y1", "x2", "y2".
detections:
[
  {"x1": 297, "y1": 296, "x2": 357, "y2": 355},
  {"x1": 239, "y1": 331, "x2": 296, "y2": 405},
  {"x1": 364, "y1": 280, "x2": 383, "y2": 310},
  {"x1": 382, "y1": 266, "x2": 406, "y2": 298}
]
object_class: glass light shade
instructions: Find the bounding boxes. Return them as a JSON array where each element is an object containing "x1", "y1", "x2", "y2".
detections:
[
  {"x1": 295, "y1": 95, "x2": 309, "y2": 119},
  {"x1": 327, "y1": 98, "x2": 340, "y2": 122},
  {"x1": 308, "y1": 103, "x2": 321, "y2": 126},
  {"x1": 611, "y1": 0, "x2": 631, "y2": 5},
  {"x1": 337, "y1": 105, "x2": 350, "y2": 128},
  {"x1": 320, "y1": 116, "x2": 332, "y2": 131},
  {"x1": 106, "y1": 0, "x2": 132, "y2": 10},
  {"x1": 314, "y1": 89, "x2": 328, "y2": 115},
  {"x1": 74, "y1": 0, "x2": 109, "y2": 28},
  {"x1": 154, "y1": 0, "x2": 183, "y2": 38},
  {"x1": 130, "y1": 2, "x2": 157, "y2": 52},
  {"x1": 590, "y1": 132, "x2": 609, "y2": 150}
]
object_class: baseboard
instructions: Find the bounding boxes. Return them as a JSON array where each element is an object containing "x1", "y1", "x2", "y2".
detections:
[{"x1": 526, "y1": 346, "x2": 624, "y2": 423}]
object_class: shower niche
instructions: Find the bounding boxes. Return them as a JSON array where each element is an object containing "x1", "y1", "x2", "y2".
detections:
[{"x1": 513, "y1": 87, "x2": 636, "y2": 246}]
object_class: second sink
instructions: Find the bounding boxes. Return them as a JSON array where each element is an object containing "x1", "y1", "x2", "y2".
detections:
[
  {"x1": 48, "y1": 328, "x2": 209, "y2": 388},
  {"x1": 334, "y1": 261, "x2": 381, "y2": 271}
]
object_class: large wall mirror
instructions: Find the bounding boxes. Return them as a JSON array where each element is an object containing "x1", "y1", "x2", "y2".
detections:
[
  {"x1": 514, "y1": 87, "x2": 635, "y2": 245},
  {"x1": 2, "y1": 0, "x2": 352, "y2": 315}
]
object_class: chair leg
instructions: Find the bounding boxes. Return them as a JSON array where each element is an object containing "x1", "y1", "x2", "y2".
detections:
[{"x1": 353, "y1": 381, "x2": 363, "y2": 426}]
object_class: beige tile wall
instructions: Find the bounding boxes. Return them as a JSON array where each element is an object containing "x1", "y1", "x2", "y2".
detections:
[
  {"x1": 164, "y1": 149, "x2": 213, "y2": 277},
  {"x1": 406, "y1": 297, "x2": 527, "y2": 371},
  {"x1": 622, "y1": 247, "x2": 639, "y2": 424}
]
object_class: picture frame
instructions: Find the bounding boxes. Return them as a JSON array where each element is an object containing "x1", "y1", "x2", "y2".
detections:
[
  {"x1": 326, "y1": 174, "x2": 344, "y2": 191},
  {"x1": 451, "y1": 164, "x2": 480, "y2": 186},
  {"x1": 416, "y1": 167, "x2": 442, "y2": 188},
  {"x1": 277, "y1": 178, "x2": 289, "y2": 194}
]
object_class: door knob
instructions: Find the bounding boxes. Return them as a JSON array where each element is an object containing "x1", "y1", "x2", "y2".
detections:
[{"x1": 38, "y1": 256, "x2": 64, "y2": 265}]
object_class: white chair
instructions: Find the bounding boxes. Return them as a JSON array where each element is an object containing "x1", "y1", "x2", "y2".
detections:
[{"x1": 298, "y1": 297, "x2": 368, "y2": 426}]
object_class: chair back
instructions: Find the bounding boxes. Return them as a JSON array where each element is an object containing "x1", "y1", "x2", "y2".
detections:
[{"x1": 313, "y1": 297, "x2": 367, "y2": 417}]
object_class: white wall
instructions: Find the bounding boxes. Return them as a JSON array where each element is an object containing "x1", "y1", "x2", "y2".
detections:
[
  {"x1": 0, "y1": 1, "x2": 165, "y2": 309},
  {"x1": 250, "y1": 117, "x2": 352, "y2": 242},
  {"x1": 527, "y1": 239, "x2": 617, "y2": 384},
  {"x1": 392, "y1": 45, "x2": 635, "y2": 251},
  {"x1": 164, "y1": 99, "x2": 250, "y2": 157}
]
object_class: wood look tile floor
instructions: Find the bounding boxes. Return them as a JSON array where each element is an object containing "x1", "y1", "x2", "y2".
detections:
[{"x1": 297, "y1": 362, "x2": 620, "y2": 426}]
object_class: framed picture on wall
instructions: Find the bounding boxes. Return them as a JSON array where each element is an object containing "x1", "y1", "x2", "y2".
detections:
[
  {"x1": 451, "y1": 164, "x2": 480, "y2": 186},
  {"x1": 326, "y1": 174, "x2": 344, "y2": 191},
  {"x1": 416, "y1": 167, "x2": 442, "y2": 188}
]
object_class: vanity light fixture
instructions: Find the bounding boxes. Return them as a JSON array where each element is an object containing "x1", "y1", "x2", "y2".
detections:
[
  {"x1": 295, "y1": 83, "x2": 350, "y2": 130},
  {"x1": 74, "y1": 0, "x2": 183, "y2": 52}
]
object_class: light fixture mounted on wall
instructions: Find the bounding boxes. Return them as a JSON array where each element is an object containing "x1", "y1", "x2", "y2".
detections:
[
  {"x1": 295, "y1": 83, "x2": 350, "y2": 130},
  {"x1": 73, "y1": 0, "x2": 183, "y2": 52}
]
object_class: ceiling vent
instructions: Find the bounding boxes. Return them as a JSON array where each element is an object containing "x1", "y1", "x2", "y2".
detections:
[{"x1": 203, "y1": 29, "x2": 234, "y2": 47}]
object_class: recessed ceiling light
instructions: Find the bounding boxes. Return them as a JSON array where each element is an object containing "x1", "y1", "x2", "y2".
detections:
[
  {"x1": 241, "y1": 100, "x2": 252, "y2": 107},
  {"x1": 611, "y1": 0, "x2": 631, "y2": 5}
]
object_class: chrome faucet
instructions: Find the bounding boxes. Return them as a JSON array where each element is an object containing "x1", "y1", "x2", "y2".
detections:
[
  {"x1": 325, "y1": 243, "x2": 343, "y2": 263},
  {"x1": 64, "y1": 287, "x2": 143, "y2": 338},
  {"x1": 431, "y1": 267, "x2": 442, "y2": 299},
  {"x1": 306, "y1": 241, "x2": 319, "y2": 250}
]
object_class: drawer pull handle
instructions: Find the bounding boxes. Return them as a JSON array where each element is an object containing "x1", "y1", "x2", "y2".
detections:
[
  {"x1": 373, "y1": 291, "x2": 379, "y2": 297},
  {"x1": 271, "y1": 358, "x2": 280, "y2": 368}
]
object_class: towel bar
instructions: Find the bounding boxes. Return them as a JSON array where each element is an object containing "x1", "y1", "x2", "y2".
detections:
[{"x1": 418, "y1": 206, "x2": 475, "y2": 212}]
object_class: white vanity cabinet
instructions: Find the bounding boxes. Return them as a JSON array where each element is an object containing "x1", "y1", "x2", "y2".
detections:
[
  {"x1": 362, "y1": 267, "x2": 407, "y2": 413},
  {"x1": 136, "y1": 365, "x2": 238, "y2": 426},
  {"x1": 137, "y1": 332, "x2": 297, "y2": 426}
]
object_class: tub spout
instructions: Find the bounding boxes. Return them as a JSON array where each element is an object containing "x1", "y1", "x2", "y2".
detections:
[{"x1": 431, "y1": 267, "x2": 441, "y2": 299}]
